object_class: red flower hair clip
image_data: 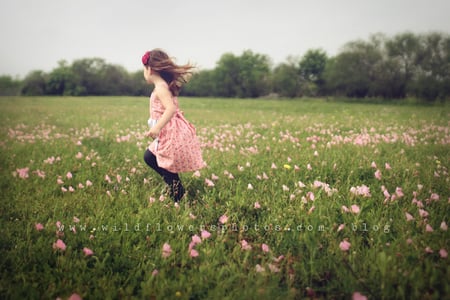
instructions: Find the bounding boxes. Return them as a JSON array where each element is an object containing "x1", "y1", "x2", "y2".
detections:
[{"x1": 142, "y1": 51, "x2": 151, "y2": 66}]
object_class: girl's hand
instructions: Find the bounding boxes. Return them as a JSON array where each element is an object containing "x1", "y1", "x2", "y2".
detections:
[{"x1": 146, "y1": 127, "x2": 160, "y2": 139}]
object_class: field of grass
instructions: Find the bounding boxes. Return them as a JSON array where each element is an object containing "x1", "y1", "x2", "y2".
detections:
[{"x1": 0, "y1": 96, "x2": 449, "y2": 299}]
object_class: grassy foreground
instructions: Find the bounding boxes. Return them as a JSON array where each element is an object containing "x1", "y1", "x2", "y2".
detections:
[{"x1": 0, "y1": 96, "x2": 449, "y2": 299}]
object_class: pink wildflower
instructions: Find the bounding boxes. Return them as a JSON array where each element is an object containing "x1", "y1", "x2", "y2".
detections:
[
  {"x1": 385, "y1": 163, "x2": 392, "y2": 170},
  {"x1": 219, "y1": 214, "x2": 228, "y2": 224},
  {"x1": 350, "y1": 185, "x2": 371, "y2": 197},
  {"x1": 440, "y1": 221, "x2": 448, "y2": 231},
  {"x1": 374, "y1": 169, "x2": 382, "y2": 180},
  {"x1": 395, "y1": 187, "x2": 404, "y2": 198},
  {"x1": 430, "y1": 193, "x2": 439, "y2": 201},
  {"x1": 255, "y1": 264, "x2": 265, "y2": 273},
  {"x1": 268, "y1": 263, "x2": 280, "y2": 273},
  {"x1": 201, "y1": 230, "x2": 211, "y2": 240},
  {"x1": 16, "y1": 167, "x2": 29, "y2": 179},
  {"x1": 66, "y1": 172, "x2": 73, "y2": 179},
  {"x1": 439, "y1": 249, "x2": 448, "y2": 258},
  {"x1": 190, "y1": 249, "x2": 199, "y2": 258},
  {"x1": 205, "y1": 178, "x2": 215, "y2": 187},
  {"x1": 352, "y1": 292, "x2": 368, "y2": 300},
  {"x1": 425, "y1": 224, "x2": 434, "y2": 232},
  {"x1": 254, "y1": 202, "x2": 261, "y2": 209},
  {"x1": 261, "y1": 243, "x2": 270, "y2": 253},
  {"x1": 241, "y1": 240, "x2": 252, "y2": 250},
  {"x1": 35, "y1": 169, "x2": 46, "y2": 179},
  {"x1": 192, "y1": 234, "x2": 202, "y2": 245},
  {"x1": 351, "y1": 205, "x2": 360, "y2": 214},
  {"x1": 337, "y1": 224, "x2": 345, "y2": 232},
  {"x1": 53, "y1": 239, "x2": 66, "y2": 251},
  {"x1": 418, "y1": 209, "x2": 429, "y2": 218},
  {"x1": 339, "y1": 239, "x2": 351, "y2": 251},
  {"x1": 68, "y1": 294, "x2": 82, "y2": 300},
  {"x1": 192, "y1": 170, "x2": 201, "y2": 178},
  {"x1": 83, "y1": 247, "x2": 94, "y2": 256},
  {"x1": 162, "y1": 243, "x2": 172, "y2": 258},
  {"x1": 405, "y1": 212, "x2": 414, "y2": 222},
  {"x1": 35, "y1": 223, "x2": 44, "y2": 231}
]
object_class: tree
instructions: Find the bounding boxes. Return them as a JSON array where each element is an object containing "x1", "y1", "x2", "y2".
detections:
[
  {"x1": 21, "y1": 71, "x2": 47, "y2": 96},
  {"x1": 238, "y1": 50, "x2": 271, "y2": 98},
  {"x1": 213, "y1": 50, "x2": 271, "y2": 98},
  {"x1": 385, "y1": 32, "x2": 421, "y2": 97},
  {"x1": 129, "y1": 70, "x2": 149, "y2": 96},
  {"x1": 412, "y1": 32, "x2": 450, "y2": 101},
  {"x1": 324, "y1": 35, "x2": 384, "y2": 98},
  {"x1": 70, "y1": 58, "x2": 108, "y2": 95},
  {"x1": 272, "y1": 57, "x2": 302, "y2": 97},
  {"x1": 46, "y1": 60, "x2": 76, "y2": 95},
  {"x1": 0, "y1": 75, "x2": 21, "y2": 96},
  {"x1": 182, "y1": 70, "x2": 216, "y2": 97},
  {"x1": 213, "y1": 53, "x2": 242, "y2": 97},
  {"x1": 299, "y1": 49, "x2": 328, "y2": 96}
]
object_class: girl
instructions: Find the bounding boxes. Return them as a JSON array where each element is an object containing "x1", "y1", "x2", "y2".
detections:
[{"x1": 142, "y1": 49, "x2": 205, "y2": 202}]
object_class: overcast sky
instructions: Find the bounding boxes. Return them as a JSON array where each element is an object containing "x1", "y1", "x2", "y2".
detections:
[{"x1": 1, "y1": 0, "x2": 450, "y2": 78}]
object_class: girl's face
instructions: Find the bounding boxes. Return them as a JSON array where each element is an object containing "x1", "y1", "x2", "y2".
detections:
[{"x1": 143, "y1": 66, "x2": 152, "y2": 83}]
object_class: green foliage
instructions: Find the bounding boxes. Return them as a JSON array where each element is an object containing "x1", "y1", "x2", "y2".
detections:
[
  {"x1": 0, "y1": 75, "x2": 22, "y2": 96},
  {"x1": 6, "y1": 32, "x2": 450, "y2": 101},
  {"x1": 21, "y1": 70, "x2": 47, "y2": 96},
  {"x1": 272, "y1": 61, "x2": 301, "y2": 97},
  {"x1": 0, "y1": 97, "x2": 449, "y2": 299}
]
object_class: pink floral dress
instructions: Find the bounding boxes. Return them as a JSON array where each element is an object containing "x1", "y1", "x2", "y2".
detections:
[{"x1": 148, "y1": 92, "x2": 206, "y2": 173}]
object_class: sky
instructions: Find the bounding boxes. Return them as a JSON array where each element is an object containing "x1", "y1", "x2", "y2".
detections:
[{"x1": 1, "y1": 0, "x2": 450, "y2": 78}]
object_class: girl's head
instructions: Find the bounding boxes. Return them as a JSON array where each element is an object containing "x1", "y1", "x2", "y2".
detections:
[{"x1": 142, "y1": 49, "x2": 194, "y2": 96}]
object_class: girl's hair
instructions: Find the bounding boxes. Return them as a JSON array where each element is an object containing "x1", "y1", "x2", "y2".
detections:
[{"x1": 142, "y1": 49, "x2": 194, "y2": 96}]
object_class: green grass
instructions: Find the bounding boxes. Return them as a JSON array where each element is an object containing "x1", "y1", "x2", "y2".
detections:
[{"x1": 0, "y1": 96, "x2": 449, "y2": 299}]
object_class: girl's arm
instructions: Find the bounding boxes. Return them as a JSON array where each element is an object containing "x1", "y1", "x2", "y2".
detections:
[
  {"x1": 149, "y1": 96, "x2": 152, "y2": 119},
  {"x1": 147, "y1": 85, "x2": 176, "y2": 138}
]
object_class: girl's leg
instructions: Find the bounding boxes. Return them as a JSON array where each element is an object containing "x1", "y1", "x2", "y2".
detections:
[{"x1": 143, "y1": 149, "x2": 185, "y2": 202}]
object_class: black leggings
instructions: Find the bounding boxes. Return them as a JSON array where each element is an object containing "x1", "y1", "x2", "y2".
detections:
[{"x1": 143, "y1": 149, "x2": 185, "y2": 202}]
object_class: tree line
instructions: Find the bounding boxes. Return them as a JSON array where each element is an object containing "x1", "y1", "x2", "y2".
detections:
[{"x1": 1, "y1": 31, "x2": 449, "y2": 102}]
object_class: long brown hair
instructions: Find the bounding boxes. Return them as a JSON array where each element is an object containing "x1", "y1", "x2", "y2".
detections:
[{"x1": 142, "y1": 49, "x2": 194, "y2": 96}]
